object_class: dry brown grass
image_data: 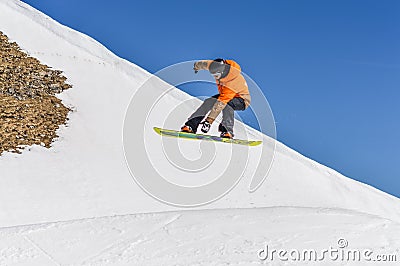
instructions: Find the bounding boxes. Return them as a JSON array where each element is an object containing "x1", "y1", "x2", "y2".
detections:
[{"x1": 0, "y1": 31, "x2": 72, "y2": 155}]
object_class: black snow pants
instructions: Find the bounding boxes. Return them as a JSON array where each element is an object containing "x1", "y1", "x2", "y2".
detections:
[{"x1": 184, "y1": 94, "x2": 246, "y2": 134}]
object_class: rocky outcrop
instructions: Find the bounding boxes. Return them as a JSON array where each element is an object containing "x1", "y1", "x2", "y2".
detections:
[{"x1": 0, "y1": 31, "x2": 71, "y2": 154}]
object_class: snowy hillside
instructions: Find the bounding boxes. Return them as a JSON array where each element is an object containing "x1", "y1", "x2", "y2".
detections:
[{"x1": 0, "y1": 0, "x2": 399, "y2": 265}]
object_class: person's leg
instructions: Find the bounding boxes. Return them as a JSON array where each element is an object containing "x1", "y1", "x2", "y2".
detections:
[
  {"x1": 185, "y1": 94, "x2": 219, "y2": 132},
  {"x1": 220, "y1": 97, "x2": 246, "y2": 135}
]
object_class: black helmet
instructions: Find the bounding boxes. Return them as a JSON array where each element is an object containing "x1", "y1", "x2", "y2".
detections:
[{"x1": 209, "y1": 58, "x2": 230, "y2": 79}]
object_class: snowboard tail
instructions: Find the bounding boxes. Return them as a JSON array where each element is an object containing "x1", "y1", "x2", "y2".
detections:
[{"x1": 153, "y1": 127, "x2": 262, "y2": 146}]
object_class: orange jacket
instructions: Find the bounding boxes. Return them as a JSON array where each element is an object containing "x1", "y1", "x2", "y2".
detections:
[{"x1": 203, "y1": 59, "x2": 251, "y2": 122}]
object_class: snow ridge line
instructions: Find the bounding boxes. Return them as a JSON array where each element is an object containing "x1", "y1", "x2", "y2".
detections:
[
  {"x1": 79, "y1": 214, "x2": 182, "y2": 264},
  {"x1": 2, "y1": 0, "x2": 149, "y2": 82},
  {"x1": 0, "y1": 206, "x2": 398, "y2": 233},
  {"x1": 275, "y1": 140, "x2": 400, "y2": 206}
]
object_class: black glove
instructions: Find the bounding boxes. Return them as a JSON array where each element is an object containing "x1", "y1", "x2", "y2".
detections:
[{"x1": 200, "y1": 121, "x2": 211, "y2": 133}]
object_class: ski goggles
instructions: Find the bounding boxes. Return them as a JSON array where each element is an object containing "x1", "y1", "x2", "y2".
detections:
[{"x1": 210, "y1": 71, "x2": 222, "y2": 79}]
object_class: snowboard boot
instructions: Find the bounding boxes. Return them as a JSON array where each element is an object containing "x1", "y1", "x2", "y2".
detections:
[
  {"x1": 220, "y1": 131, "x2": 233, "y2": 139},
  {"x1": 181, "y1": 125, "x2": 194, "y2": 133}
]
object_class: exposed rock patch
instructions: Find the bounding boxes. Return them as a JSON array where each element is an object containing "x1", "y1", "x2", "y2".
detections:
[{"x1": 0, "y1": 31, "x2": 71, "y2": 155}]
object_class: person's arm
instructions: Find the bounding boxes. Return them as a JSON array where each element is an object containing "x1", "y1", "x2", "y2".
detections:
[
  {"x1": 193, "y1": 60, "x2": 212, "y2": 72},
  {"x1": 205, "y1": 86, "x2": 237, "y2": 124}
]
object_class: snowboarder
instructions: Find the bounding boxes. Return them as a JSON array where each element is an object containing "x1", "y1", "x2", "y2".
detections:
[{"x1": 181, "y1": 58, "x2": 251, "y2": 139}]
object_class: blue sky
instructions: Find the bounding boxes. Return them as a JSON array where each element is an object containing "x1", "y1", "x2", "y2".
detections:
[{"x1": 21, "y1": 0, "x2": 400, "y2": 198}]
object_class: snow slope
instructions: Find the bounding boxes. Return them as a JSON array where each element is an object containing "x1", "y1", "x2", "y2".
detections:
[
  {"x1": 1, "y1": 207, "x2": 399, "y2": 265},
  {"x1": 0, "y1": 0, "x2": 399, "y2": 265}
]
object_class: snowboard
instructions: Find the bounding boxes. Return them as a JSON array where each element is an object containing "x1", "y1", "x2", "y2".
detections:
[{"x1": 153, "y1": 127, "x2": 262, "y2": 146}]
